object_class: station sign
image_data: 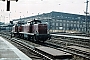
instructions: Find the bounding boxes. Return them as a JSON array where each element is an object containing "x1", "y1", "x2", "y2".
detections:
[
  {"x1": 0, "y1": 0, "x2": 18, "y2": 2},
  {"x1": 0, "y1": 0, "x2": 18, "y2": 11}
]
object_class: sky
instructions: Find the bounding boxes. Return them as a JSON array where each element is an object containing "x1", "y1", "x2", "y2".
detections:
[{"x1": 0, "y1": 0, "x2": 90, "y2": 23}]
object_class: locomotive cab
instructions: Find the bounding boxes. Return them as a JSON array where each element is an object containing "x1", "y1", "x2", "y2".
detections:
[
  {"x1": 33, "y1": 23, "x2": 50, "y2": 41},
  {"x1": 28, "y1": 19, "x2": 51, "y2": 42},
  {"x1": 12, "y1": 24, "x2": 19, "y2": 37}
]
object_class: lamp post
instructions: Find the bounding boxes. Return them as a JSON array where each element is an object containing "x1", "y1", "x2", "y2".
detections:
[
  {"x1": 1, "y1": 9, "x2": 4, "y2": 23},
  {"x1": 38, "y1": 13, "x2": 39, "y2": 20},
  {"x1": 9, "y1": 12, "x2": 11, "y2": 31},
  {"x1": 20, "y1": 12, "x2": 21, "y2": 19},
  {"x1": 9, "y1": 12, "x2": 11, "y2": 22}
]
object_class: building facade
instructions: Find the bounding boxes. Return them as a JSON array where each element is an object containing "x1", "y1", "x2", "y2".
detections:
[{"x1": 13, "y1": 11, "x2": 90, "y2": 33}]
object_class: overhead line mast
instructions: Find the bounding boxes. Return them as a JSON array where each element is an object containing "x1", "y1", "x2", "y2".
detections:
[{"x1": 85, "y1": 0, "x2": 89, "y2": 33}]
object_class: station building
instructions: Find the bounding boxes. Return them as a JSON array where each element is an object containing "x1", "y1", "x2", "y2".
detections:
[{"x1": 13, "y1": 11, "x2": 90, "y2": 33}]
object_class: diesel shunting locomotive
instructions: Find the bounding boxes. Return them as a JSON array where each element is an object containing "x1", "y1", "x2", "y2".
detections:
[{"x1": 12, "y1": 19, "x2": 51, "y2": 42}]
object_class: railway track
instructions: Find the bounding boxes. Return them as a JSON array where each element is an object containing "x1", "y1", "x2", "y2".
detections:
[
  {"x1": 50, "y1": 33, "x2": 90, "y2": 49},
  {"x1": 0, "y1": 32, "x2": 90, "y2": 60},
  {"x1": 57, "y1": 32, "x2": 90, "y2": 37},
  {"x1": 45, "y1": 37, "x2": 90, "y2": 60},
  {"x1": 70, "y1": 33, "x2": 90, "y2": 37},
  {"x1": 53, "y1": 37, "x2": 90, "y2": 49},
  {"x1": 0, "y1": 32, "x2": 72, "y2": 60},
  {"x1": 0, "y1": 34, "x2": 54, "y2": 60}
]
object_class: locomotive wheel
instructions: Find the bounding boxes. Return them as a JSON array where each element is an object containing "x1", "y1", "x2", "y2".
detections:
[
  {"x1": 29, "y1": 35, "x2": 33, "y2": 41},
  {"x1": 21, "y1": 34, "x2": 24, "y2": 38},
  {"x1": 33, "y1": 36, "x2": 39, "y2": 42}
]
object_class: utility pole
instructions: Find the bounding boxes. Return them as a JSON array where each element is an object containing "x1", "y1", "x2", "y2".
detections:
[{"x1": 84, "y1": 0, "x2": 89, "y2": 33}]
